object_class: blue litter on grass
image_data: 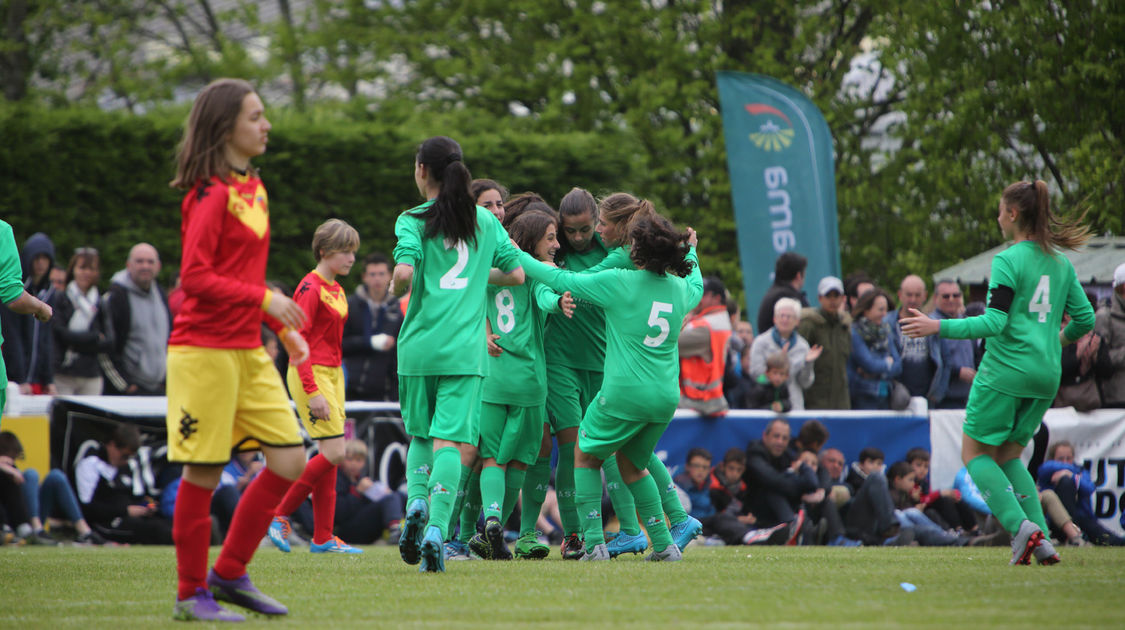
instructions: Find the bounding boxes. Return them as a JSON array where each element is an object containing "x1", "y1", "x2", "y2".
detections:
[{"x1": 900, "y1": 582, "x2": 917, "y2": 592}]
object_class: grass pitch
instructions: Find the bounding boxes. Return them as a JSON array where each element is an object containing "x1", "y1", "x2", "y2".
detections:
[{"x1": 1, "y1": 543, "x2": 1122, "y2": 629}]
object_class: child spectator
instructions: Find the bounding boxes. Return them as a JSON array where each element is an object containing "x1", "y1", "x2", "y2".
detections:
[
  {"x1": 707, "y1": 447, "x2": 790, "y2": 545},
  {"x1": 1037, "y1": 440, "x2": 1124, "y2": 546},
  {"x1": 673, "y1": 447, "x2": 715, "y2": 521},
  {"x1": 887, "y1": 461, "x2": 968, "y2": 546},
  {"x1": 334, "y1": 439, "x2": 405, "y2": 545},
  {"x1": 906, "y1": 447, "x2": 981, "y2": 535},
  {"x1": 745, "y1": 351, "x2": 792, "y2": 412}
]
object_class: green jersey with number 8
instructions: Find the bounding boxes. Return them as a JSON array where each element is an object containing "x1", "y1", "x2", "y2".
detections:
[
  {"x1": 520, "y1": 248, "x2": 703, "y2": 422},
  {"x1": 482, "y1": 280, "x2": 561, "y2": 406},
  {"x1": 939, "y1": 240, "x2": 1094, "y2": 398},
  {"x1": 393, "y1": 201, "x2": 523, "y2": 377}
]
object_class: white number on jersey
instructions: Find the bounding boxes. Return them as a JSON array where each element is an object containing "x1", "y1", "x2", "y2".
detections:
[
  {"x1": 1029, "y1": 275, "x2": 1051, "y2": 323},
  {"x1": 440, "y1": 239, "x2": 469, "y2": 290},
  {"x1": 495, "y1": 289, "x2": 516, "y2": 334},
  {"x1": 643, "y1": 301, "x2": 674, "y2": 347}
]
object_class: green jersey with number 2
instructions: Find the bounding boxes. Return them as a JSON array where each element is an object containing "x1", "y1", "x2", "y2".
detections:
[{"x1": 393, "y1": 201, "x2": 523, "y2": 377}]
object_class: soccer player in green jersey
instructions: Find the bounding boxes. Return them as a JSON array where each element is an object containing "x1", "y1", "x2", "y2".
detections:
[
  {"x1": 0, "y1": 220, "x2": 53, "y2": 424},
  {"x1": 467, "y1": 211, "x2": 575, "y2": 560},
  {"x1": 901, "y1": 180, "x2": 1093, "y2": 566},
  {"x1": 392, "y1": 136, "x2": 525, "y2": 572},
  {"x1": 520, "y1": 207, "x2": 703, "y2": 561}
]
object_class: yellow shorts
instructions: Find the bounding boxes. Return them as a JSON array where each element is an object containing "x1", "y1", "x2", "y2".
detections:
[
  {"x1": 166, "y1": 345, "x2": 302, "y2": 464},
  {"x1": 286, "y1": 364, "x2": 346, "y2": 440}
]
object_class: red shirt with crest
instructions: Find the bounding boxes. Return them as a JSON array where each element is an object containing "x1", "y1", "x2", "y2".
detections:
[
  {"x1": 170, "y1": 172, "x2": 282, "y2": 349},
  {"x1": 292, "y1": 269, "x2": 348, "y2": 394}
]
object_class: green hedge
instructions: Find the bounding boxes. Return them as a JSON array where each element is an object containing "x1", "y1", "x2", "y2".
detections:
[{"x1": 0, "y1": 106, "x2": 643, "y2": 291}]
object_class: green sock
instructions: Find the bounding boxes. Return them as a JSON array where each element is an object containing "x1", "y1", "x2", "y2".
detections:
[
  {"x1": 602, "y1": 455, "x2": 640, "y2": 535},
  {"x1": 519, "y1": 457, "x2": 551, "y2": 537},
  {"x1": 481, "y1": 466, "x2": 506, "y2": 520},
  {"x1": 966, "y1": 454, "x2": 1028, "y2": 535},
  {"x1": 646, "y1": 452, "x2": 689, "y2": 526},
  {"x1": 556, "y1": 441, "x2": 579, "y2": 535},
  {"x1": 574, "y1": 466, "x2": 605, "y2": 547},
  {"x1": 458, "y1": 469, "x2": 481, "y2": 544},
  {"x1": 502, "y1": 467, "x2": 526, "y2": 525},
  {"x1": 628, "y1": 475, "x2": 674, "y2": 552},
  {"x1": 1001, "y1": 458, "x2": 1050, "y2": 534},
  {"x1": 426, "y1": 446, "x2": 462, "y2": 540},
  {"x1": 448, "y1": 464, "x2": 472, "y2": 540},
  {"x1": 405, "y1": 437, "x2": 433, "y2": 507}
]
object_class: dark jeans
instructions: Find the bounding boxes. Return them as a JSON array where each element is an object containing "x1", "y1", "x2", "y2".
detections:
[
  {"x1": 843, "y1": 472, "x2": 898, "y2": 544},
  {"x1": 1054, "y1": 476, "x2": 1125, "y2": 546},
  {"x1": 336, "y1": 494, "x2": 405, "y2": 544},
  {"x1": 701, "y1": 512, "x2": 752, "y2": 545}
]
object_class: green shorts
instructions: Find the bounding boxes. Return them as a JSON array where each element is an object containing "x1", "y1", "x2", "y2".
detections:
[
  {"x1": 479, "y1": 402, "x2": 545, "y2": 466},
  {"x1": 963, "y1": 382, "x2": 1052, "y2": 447},
  {"x1": 399, "y1": 374, "x2": 482, "y2": 444},
  {"x1": 546, "y1": 363, "x2": 603, "y2": 433},
  {"x1": 577, "y1": 402, "x2": 668, "y2": 470}
]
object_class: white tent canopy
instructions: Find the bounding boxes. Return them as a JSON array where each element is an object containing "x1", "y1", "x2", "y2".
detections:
[{"x1": 933, "y1": 236, "x2": 1125, "y2": 287}]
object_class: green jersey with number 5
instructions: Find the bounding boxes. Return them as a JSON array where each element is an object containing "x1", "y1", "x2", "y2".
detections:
[
  {"x1": 393, "y1": 201, "x2": 523, "y2": 376},
  {"x1": 520, "y1": 248, "x2": 703, "y2": 422},
  {"x1": 482, "y1": 280, "x2": 561, "y2": 406},
  {"x1": 939, "y1": 240, "x2": 1094, "y2": 398}
]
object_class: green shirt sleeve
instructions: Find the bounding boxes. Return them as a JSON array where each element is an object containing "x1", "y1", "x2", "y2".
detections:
[
  {"x1": 532, "y1": 279, "x2": 562, "y2": 314},
  {"x1": 583, "y1": 246, "x2": 632, "y2": 273},
  {"x1": 1062, "y1": 270, "x2": 1095, "y2": 342},
  {"x1": 0, "y1": 220, "x2": 24, "y2": 304},
  {"x1": 520, "y1": 251, "x2": 621, "y2": 308},
  {"x1": 392, "y1": 210, "x2": 423, "y2": 267},
  {"x1": 684, "y1": 248, "x2": 703, "y2": 309},
  {"x1": 486, "y1": 211, "x2": 523, "y2": 273},
  {"x1": 940, "y1": 251, "x2": 1014, "y2": 340}
]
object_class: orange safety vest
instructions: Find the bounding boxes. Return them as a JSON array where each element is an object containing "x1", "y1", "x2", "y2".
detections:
[{"x1": 679, "y1": 305, "x2": 732, "y2": 416}]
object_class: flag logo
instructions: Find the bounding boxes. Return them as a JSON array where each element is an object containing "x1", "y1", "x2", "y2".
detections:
[{"x1": 745, "y1": 104, "x2": 794, "y2": 152}]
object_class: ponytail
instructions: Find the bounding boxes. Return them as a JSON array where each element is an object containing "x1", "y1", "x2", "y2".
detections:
[
  {"x1": 627, "y1": 214, "x2": 695, "y2": 277},
  {"x1": 1001, "y1": 179, "x2": 1089, "y2": 254},
  {"x1": 416, "y1": 136, "x2": 477, "y2": 247}
]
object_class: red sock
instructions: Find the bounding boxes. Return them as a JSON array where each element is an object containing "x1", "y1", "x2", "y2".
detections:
[
  {"x1": 174, "y1": 479, "x2": 214, "y2": 601},
  {"x1": 311, "y1": 464, "x2": 338, "y2": 545},
  {"x1": 213, "y1": 468, "x2": 292, "y2": 580},
  {"x1": 275, "y1": 453, "x2": 332, "y2": 517}
]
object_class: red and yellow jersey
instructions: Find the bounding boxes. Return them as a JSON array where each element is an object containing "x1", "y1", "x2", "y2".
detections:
[
  {"x1": 170, "y1": 172, "x2": 282, "y2": 349},
  {"x1": 292, "y1": 269, "x2": 348, "y2": 394}
]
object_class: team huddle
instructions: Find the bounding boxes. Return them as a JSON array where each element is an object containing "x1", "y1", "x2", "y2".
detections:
[{"x1": 162, "y1": 78, "x2": 1092, "y2": 621}]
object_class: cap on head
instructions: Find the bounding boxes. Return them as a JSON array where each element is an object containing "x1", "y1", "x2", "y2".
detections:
[{"x1": 818, "y1": 276, "x2": 844, "y2": 297}]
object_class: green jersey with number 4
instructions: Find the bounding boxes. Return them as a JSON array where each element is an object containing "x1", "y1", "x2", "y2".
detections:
[
  {"x1": 393, "y1": 201, "x2": 523, "y2": 377},
  {"x1": 521, "y1": 248, "x2": 703, "y2": 422},
  {"x1": 482, "y1": 280, "x2": 561, "y2": 406},
  {"x1": 940, "y1": 240, "x2": 1094, "y2": 398}
]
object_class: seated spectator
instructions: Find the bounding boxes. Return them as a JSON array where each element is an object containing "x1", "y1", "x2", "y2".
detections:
[
  {"x1": 744, "y1": 351, "x2": 792, "y2": 412},
  {"x1": 743, "y1": 418, "x2": 853, "y2": 545},
  {"x1": 75, "y1": 423, "x2": 172, "y2": 544},
  {"x1": 0, "y1": 431, "x2": 104, "y2": 545},
  {"x1": 334, "y1": 439, "x2": 405, "y2": 545},
  {"x1": 887, "y1": 461, "x2": 969, "y2": 546},
  {"x1": 906, "y1": 447, "x2": 981, "y2": 535},
  {"x1": 847, "y1": 288, "x2": 902, "y2": 410},
  {"x1": 819, "y1": 447, "x2": 851, "y2": 506},
  {"x1": 748, "y1": 298, "x2": 820, "y2": 410},
  {"x1": 52, "y1": 247, "x2": 113, "y2": 395},
  {"x1": 673, "y1": 447, "x2": 715, "y2": 522},
  {"x1": 1037, "y1": 440, "x2": 1124, "y2": 546},
  {"x1": 839, "y1": 447, "x2": 905, "y2": 546},
  {"x1": 705, "y1": 447, "x2": 791, "y2": 545}
]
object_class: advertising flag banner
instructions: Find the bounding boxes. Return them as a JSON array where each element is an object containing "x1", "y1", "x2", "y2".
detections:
[{"x1": 717, "y1": 71, "x2": 840, "y2": 316}]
